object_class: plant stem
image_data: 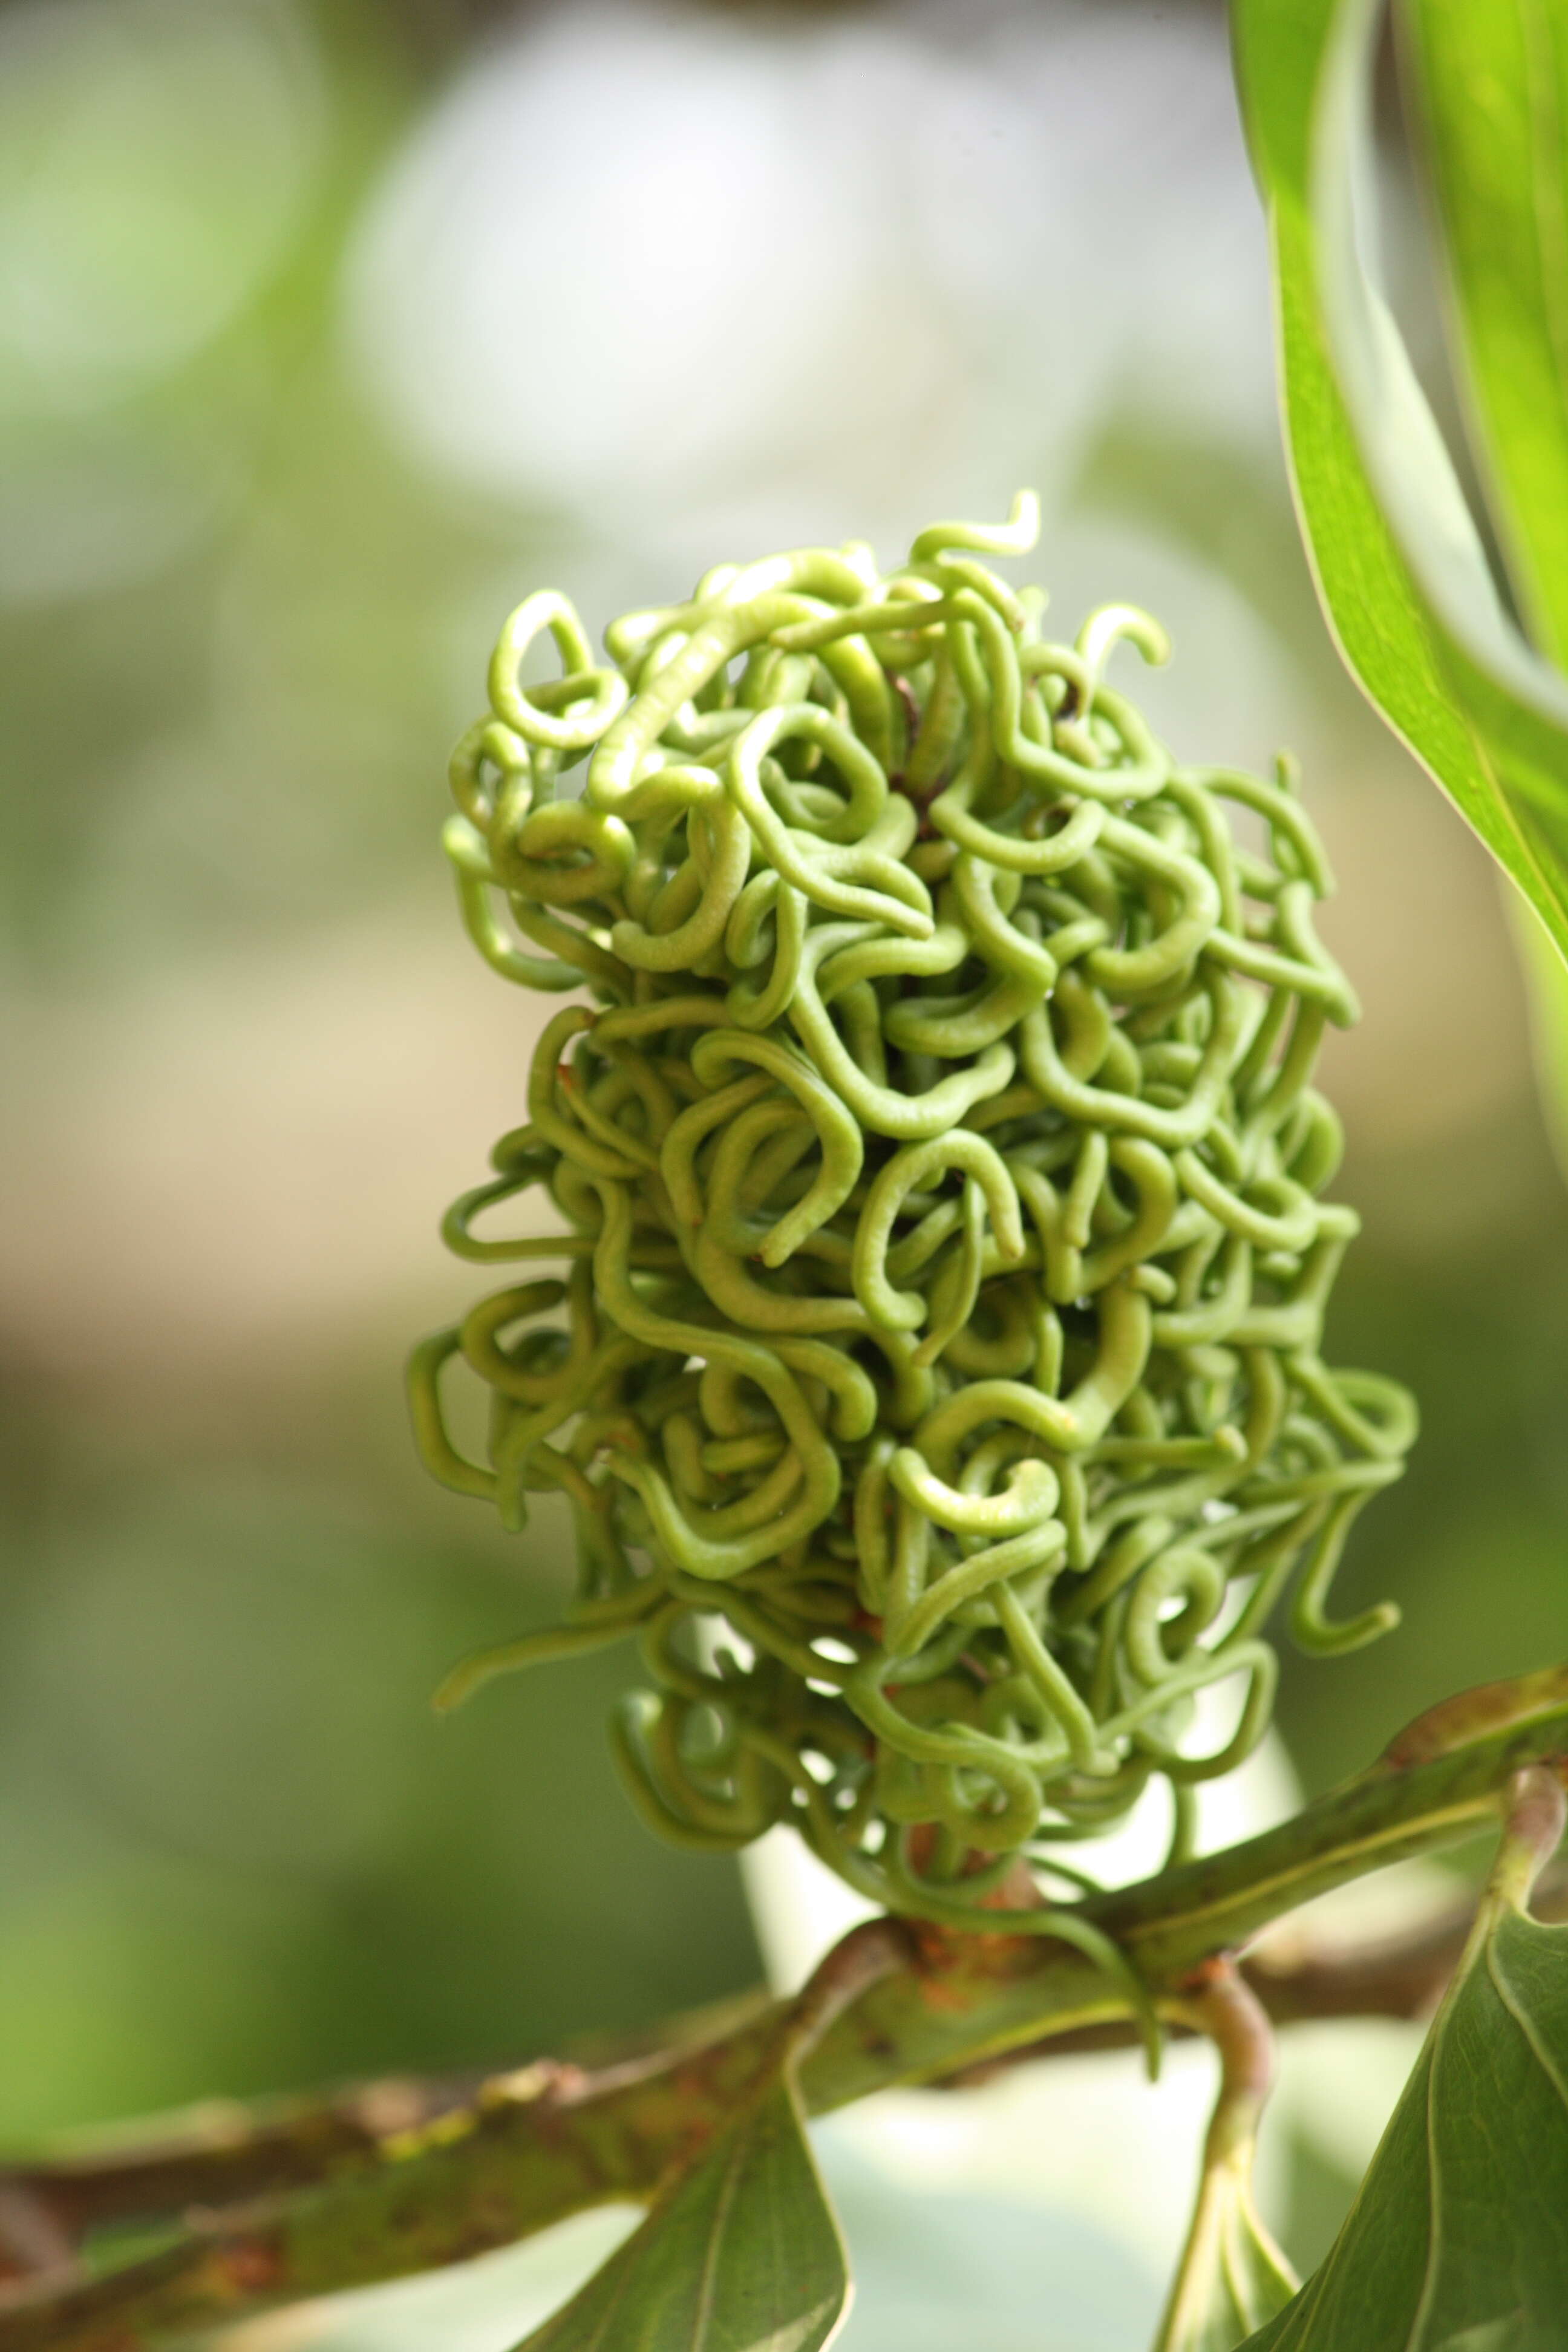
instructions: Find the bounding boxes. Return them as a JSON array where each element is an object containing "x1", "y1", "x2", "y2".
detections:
[
  {"x1": 801, "y1": 1664, "x2": 1568, "y2": 2108},
  {"x1": 1151, "y1": 1961, "x2": 1297, "y2": 2352},
  {"x1": 3, "y1": 1667, "x2": 1564, "y2": 2352}
]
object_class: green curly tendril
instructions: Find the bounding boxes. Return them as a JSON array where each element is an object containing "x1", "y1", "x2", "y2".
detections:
[{"x1": 410, "y1": 491, "x2": 1416, "y2": 1998}]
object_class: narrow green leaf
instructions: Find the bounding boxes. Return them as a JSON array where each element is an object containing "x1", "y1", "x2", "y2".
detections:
[
  {"x1": 1232, "y1": 0, "x2": 1568, "y2": 961},
  {"x1": 1236, "y1": 1786, "x2": 1568, "y2": 2351},
  {"x1": 1509, "y1": 889, "x2": 1568, "y2": 1178},
  {"x1": 1400, "y1": 0, "x2": 1568, "y2": 1163},
  {"x1": 514, "y1": 2066, "x2": 849, "y2": 2352},
  {"x1": 1401, "y1": 0, "x2": 1568, "y2": 666}
]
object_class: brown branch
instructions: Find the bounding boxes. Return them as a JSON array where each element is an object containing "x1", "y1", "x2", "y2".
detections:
[
  {"x1": 0, "y1": 2192, "x2": 70, "y2": 2287},
  {"x1": 2, "y1": 1678, "x2": 1563, "y2": 2352},
  {"x1": 0, "y1": 2036, "x2": 769, "y2": 2352},
  {"x1": 8, "y1": 1860, "x2": 1561, "y2": 2257},
  {"x1": 0, "y1": 2077, "x2": 484, "y2": 2254},
  {"x1": 0, "y1": 1987, "x2": 774, "y2": 2258},
  {"x1": 787, "y1": 1916, "x2": 916, "y2": 2057}
]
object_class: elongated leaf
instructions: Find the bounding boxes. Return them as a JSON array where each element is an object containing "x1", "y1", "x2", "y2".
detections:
[
  {"x1": 1511, "y1": 890, "x2": 1568, "y2": 1180},
  {"x1": 1232, "y1": 0, "x2": 1568, "y2": 959},
  {"x1": 1401, "y1": 0, "x2": 1568, "y2": 665},
  {"x1": 1236, "y1": 1800, "x2": 1568, "y2": 2350},
  {"x1": 1399, "y1": 0, "x2": 1568, "y2": 1160},
  {"x1": 515, "y1": 2066, "x2": 849, "y2": 2352}
]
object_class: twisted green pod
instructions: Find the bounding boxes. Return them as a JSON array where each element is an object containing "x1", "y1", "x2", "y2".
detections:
[{"x1": 411, "y1": 492, "x2": 1416, "y2": 1947}]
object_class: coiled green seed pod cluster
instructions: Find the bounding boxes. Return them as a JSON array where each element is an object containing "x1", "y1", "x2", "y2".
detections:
[{"x1": 410, "y1": 493, "x2": 1416, "y2": 1935}]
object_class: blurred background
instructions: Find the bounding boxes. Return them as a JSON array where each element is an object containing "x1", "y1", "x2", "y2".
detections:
[{"x1": 1, "y1": 0, "x2": 1564, "y2": 2343}]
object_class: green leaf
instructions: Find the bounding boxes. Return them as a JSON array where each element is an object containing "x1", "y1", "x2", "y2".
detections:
[
  {"x1": 1152, "y1": 1965, "x2": 1298, "y2": 2352},
  {"x1": 1400, "y1": 0, "x2": 1568, "y2": 667},
  {"x1": 514, "y1": 2065, "x2": 850, "y2": 2352},
  {"x1": 1153, "y1": 2148, "x2": 1298, "y2": 2352},
  {"x1": 1232, "y1": 0, "x2": 1568, "y2": 961},
  {"x1": 1236, "y1": 1786, "x2": 1568, "y2": 2351},
  {"x1": 1510, "y1": 890, "x2": 1568, "y2": 1180},
  {"x1": 1400, "y1": 0, "x2": 1568, "y2": 1164}
]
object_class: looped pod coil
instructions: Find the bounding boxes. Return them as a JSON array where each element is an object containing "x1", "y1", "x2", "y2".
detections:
[{"x1": 411, "y1": 492, "x2": 1416, "y2": 1936}]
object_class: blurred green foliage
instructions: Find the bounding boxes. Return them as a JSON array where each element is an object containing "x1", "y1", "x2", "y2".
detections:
[{"x1": 0, "y1": 0, "x2": 760, "y2": 2146}]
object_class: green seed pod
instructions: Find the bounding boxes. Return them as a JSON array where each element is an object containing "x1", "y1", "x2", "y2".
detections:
[{"x1": 411, "y1": 493, "x2": 1417, "y2": 1936}]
